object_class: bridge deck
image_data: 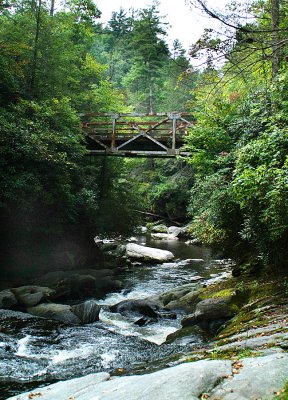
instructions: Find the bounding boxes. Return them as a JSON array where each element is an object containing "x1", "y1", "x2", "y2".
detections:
[{"x1": 81, "y1": 113, "x2": 194, "y2": 157}]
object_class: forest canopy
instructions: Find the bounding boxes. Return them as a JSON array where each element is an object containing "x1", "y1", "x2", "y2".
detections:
[{"x1": 0, "y1": 0, "x2": 287, "y2": 275}]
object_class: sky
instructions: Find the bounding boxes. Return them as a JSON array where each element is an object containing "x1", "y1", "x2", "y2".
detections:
[{"x1": 94, "y1": 0, "x2": 232, "y2": 52}]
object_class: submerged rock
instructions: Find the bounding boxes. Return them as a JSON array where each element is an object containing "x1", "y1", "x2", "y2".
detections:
[{"x1": 126, "y1": 243, "x2": 174, "y2": 262}]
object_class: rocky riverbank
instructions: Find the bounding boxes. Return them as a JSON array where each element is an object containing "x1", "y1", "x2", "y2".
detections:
[
  {"x1": 6, "y1": 351, "x2": 288, "y2": 400},
  {"x1": 1, "y1": 231, "x2": 287, "y2": 400},
  {"x1": 3, "y1": 268, "x2": 288, "y2": 400}
]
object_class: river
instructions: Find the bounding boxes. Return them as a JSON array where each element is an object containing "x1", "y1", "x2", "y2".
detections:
[{"x1": 0, "y1": 236, "x2": 228, "y2": 399}]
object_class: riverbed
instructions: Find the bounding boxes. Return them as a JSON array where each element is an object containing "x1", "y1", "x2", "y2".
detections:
[{"x1": 0, "y1": 237, "x2": 227, "y2": 399}]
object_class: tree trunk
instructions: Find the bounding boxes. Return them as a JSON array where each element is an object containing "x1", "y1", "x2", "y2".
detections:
[
  {"x1": 50, "y1": 0, "x2": 55, "y2": 16},
  {"x1": 30, "y1": 0, "x2": 42, "y2": 96},
  {"x1": 148, "y1": 69, "x2": 154, "y2": 114},
  {"x1": 271, "y1": 0, "x2": 280, "y2": 78}
]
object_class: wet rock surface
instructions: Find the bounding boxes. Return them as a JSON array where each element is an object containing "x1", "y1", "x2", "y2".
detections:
[
  {"x1": 71, "y1": 300, "x2": 101, "y2": 324},
  {"x1": 11, "y1": 286, "x2": 55, "y2": 308},
  {"x1": 27, "y1": 303, "x2": 81, "y2": 324},
  {"x1": 0, "y1": 290, "x2": 17, "y2": 310},
  {"x1": 126, "y1": 243, "x2": 174, "y2": 262},
  {"x1": 6, "y1": 353, "x2": 288, "y2": 400},
  {"x1": 2, "y1": 236, "x2": 287, "y2": 400},
  {"x1": 182, "y1": 297, "x2": 236, "y2": 328}
]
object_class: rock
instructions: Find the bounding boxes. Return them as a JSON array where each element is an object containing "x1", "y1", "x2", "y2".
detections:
[
  {"x1": 126, "y1": 243, "x2": 174, "y2": 262},
  {"x1": 99, "y1": 242, "x2": 118, "y2": 252},
  {"x1": 167, "y1": 226, "x2": 182, "y2": 236},
  {"x1": 78, "y1": 269, "x2": 114, "y2": 278},
  {"x1": 6, "y1": 372, "x2": 110, "y2": 400},
  {"x1": 0, "y1": 289, "x2": 17, "y2": 310},
  {"x1": 182, "y1": 296, "x2": 235, "y2": 331},
  {"x1": 177, "y1": 224, "x2": 191, "y2": 238},
  {"x1": 127, "y1": 237, "x2": 138, "y2": 242},
  {"x1": 151, "y1": 224, "x2": 168, "y2": 233},
  {"x1": 158, "y1": 283, "x2": 201, "y2": 310},
  {"x1": 6, "y1": 360, "x2": 232, "y2": 400},
  {"x1": 36, "y1": 270, "x2": 121, "y2": 301},
  {"x1": 11, "y1": 286, "x2": 55, "y2": 307},
  {"x1": 71, "y1": 300, "x2": 101, "y2": 324},
  {"x1": 185, "y1": 239, "x2": 202, "y2": 245},
  {"x1": 191, "y1": 258, "x2": 204, "y2": 263},
  {"x1": 110, "y1": 299, "x2": 159, "y2": 319},
  {"x1": 210, "y1": 353, "x2": 288, "y2": 400},
  {"x1": 27, "y1": 303, "x2": 81, "y2": 324},
  {"x1": 151, "y1": 233, "x2": 179, "y2": 241}
]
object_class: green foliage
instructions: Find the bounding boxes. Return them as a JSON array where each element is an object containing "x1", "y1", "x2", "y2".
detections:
[
  {"x1": 186, "y1": 65, "x2": 288, "y2": 269},
  {"x1": 0, "y1": 1, "x2": 143, "y2": 272},
  {"x1": 128, "y1": 158, "x2": 194, "y2": 221}
]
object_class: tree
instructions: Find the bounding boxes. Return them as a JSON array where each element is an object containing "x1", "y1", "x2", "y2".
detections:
[
  {"x1": 187, "y1": 0, "x2": 288, "y2": 83},
  {"x1": 126, "y1": 3, "x2": 170, "y2": 113}
]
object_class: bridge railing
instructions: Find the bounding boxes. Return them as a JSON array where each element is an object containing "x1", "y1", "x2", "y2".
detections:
[{"x1": 80, "y1": 112, "x2": 194, "y2": 157}]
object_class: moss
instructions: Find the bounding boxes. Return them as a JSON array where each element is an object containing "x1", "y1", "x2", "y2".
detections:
[
  {"x1": 207, "y1": 347, "x2": 258, "y2": 360},
  {"x1": 205, "y1": 273, "x2": 287, "y2": 342},
  {"x1": 199, "y1": 288, "x2": 235, "y2": 300},
  {"x1": 273, "y1": 382, "x2": 288, "y2": 399}
]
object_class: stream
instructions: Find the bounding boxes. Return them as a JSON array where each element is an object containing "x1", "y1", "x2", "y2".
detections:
[{"x1": 0, "y1": 236, "x2": 229, "y2": 399}]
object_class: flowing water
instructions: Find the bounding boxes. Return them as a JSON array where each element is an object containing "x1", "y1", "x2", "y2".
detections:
[{"x1": 0, "y1": 237, "x2": 229, "y2": 399}]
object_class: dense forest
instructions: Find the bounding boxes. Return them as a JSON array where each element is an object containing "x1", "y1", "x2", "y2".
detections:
[{"x1": 0, "y1": 0, "x2": 287, "y2": 277}]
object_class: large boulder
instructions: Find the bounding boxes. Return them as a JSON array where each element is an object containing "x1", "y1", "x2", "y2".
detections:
[
  {"x1": 110, "y1": 299, "x2": 176, "y2": 326},
  {"x1": 36, "y1": 270, "x2": 121, "y2": 301},
  {"x1": 71, "y1": 300, "x2": 101, "y2": 324},
  {"x1": 0, "y1": 289, "x2": 17, "y2": 310},
  {"x1": 27, "y1": 303, "x2": 81, "y2": 324},
  {"x1": 151, "y1": 233, "x2": 179, "y2": 241},
  {"x1": 151, "y1": 224, "x2": 168, "y2": 233},
  {"x1": 159, "y1": 282, "x2": 202, "y2": 311},
  {"x1": 110, "y1": 299, "x2": 159, "y2": 319},
  {"x1": 37, "y1": 269, "x2": 114, "y2": 287},
  {"x1": 181, "y1": 296, "x2": 236, "y2": 332},
  {"x1": 11, "y1": 286, "x2": 55, "y2": 307},
  {"x1": 167, "y1": 226, "x2": 182, "y2": 237},
  {"x1": 126, "y1": 243, "x2": 174, "y2": 263}
]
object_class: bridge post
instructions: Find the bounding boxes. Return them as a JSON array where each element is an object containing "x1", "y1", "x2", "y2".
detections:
[
  {"x1": 169, "y1": 113, "x2": 180, "y2": 152},
  {"x1": 111, "y1": 114, "x2": 118, "y2": 150}
]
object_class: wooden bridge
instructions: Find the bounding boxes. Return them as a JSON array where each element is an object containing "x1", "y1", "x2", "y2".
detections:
[{"x1": 80, "y1": 112, "x2": 194, "y2": 157}]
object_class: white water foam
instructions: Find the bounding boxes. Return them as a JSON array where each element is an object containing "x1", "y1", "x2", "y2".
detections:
[
  {"x1": 99, "y1": 309, "x2": 179, "y2": 345},
  {"x1": 100, "y1": 350, "x2": 120, "y2": 368},
  {"x1": 51, "y1": 344, "x2": 96, "y2": 364},
  {"x1": 15, "y1": 335, "x2": 31, "y2": 356}
]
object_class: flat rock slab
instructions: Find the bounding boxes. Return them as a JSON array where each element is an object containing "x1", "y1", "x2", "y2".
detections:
[
  {"x1": 6, "y1": 354, "x2": 288, "y2": 400},
  {"x1": 6, "y1": 360, "x2": 231, "y2": 400},
  {"x1": 210, "y1": 353, "x2": 288, "y2": 400},
  {"x1": 126, "y1": 243, "x2": 174, "y2": 262}
]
